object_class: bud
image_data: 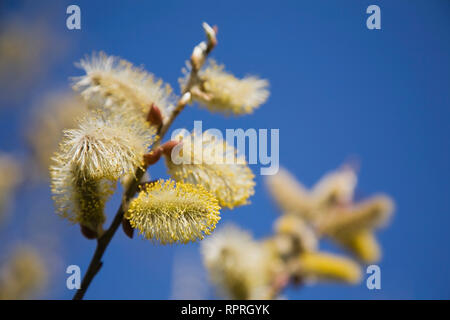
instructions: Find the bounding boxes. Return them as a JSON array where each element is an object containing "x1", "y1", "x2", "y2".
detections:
[
  {"x1": 202, "y1": 22, "x2": 217, "y2": 50},
  {"x1": 122, "y1": 218, "x2": 134, "y2": 239},
  {"x1": 161, "y1": 140, "x2": 181, "y2": 157},
  {"x1": 178, "y1": 91, "x2": 192, "y2": 107},
  {"x1": 143, "y1": 147, "x2": 163, "y2": 166},
  {"x1": 146, "y1": 103, "x2": 163, "y2": 127},
  {"x1": 191, "y1": 42, "x2": 207, "y2": 71},
  {"x1": 80, "y1": 225, "x2": 98, "y2": 240}
]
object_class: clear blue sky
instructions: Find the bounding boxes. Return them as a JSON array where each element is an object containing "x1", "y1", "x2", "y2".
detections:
[{"x1": 0, "y1": 0, "x2": 449, "y2": 299}]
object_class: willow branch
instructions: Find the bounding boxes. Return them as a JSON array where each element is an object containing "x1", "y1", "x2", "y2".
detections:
[{"x1": 73, "y1": 23, "x2": 217, "y2": 300}]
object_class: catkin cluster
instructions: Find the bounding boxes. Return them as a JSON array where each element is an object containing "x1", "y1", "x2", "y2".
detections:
[
  {"x1": 43, "y1": 22, "x2": 394, "y2": 300},
  {"x1": 49, "y1": 23, "x2": 268, "y2": 244},
  {"x1": 201, "y1": 165, "x2": 394, "y2": 299}
]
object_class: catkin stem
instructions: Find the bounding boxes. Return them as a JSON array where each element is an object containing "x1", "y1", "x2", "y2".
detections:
[{"x1": 72, "y1": 26, "x2": 215, "y2": 300}]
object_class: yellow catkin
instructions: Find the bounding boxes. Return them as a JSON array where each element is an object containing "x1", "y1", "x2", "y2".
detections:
[
  {"x1": 181, "y1": 59, "x2": 269, "y2": 115},
  {"x1": 265, "y1": 167, "x2": 315, "y2": 219},
  {"x1": 50, "y1": 160, "x2": 114, "y2": 232},
  {"x1": 318, "y1": 195, "x2": 394, "y2": 237},
  {"x1": 49, "y1": 110, "x2": 155, "y2": 231},
  {"x1": 338, "y1": 230, "x2": 381, "y2": 263},
  {"x1": 166, "y1": 131, "x2": 255, "y2": 209},
  {"x1": 316, "y1": 196, "x2": 392, "y2": 263},
  {"x1": 53, "y1": 111, "x2": 155, "y2": 181},
  {"x1": 299, "y1": 251, "x2": 362, "y2": 284},
  {"x1": 274, "y1": 214, "x2": 318, "y2": 252},
  {"x1": 201, "y1": 224, "x2": 275, "y2": 300},
  {"x1": 126, "y1": 179, "x2": 221, "y2": 244},
  {"x1": 311, "y1": 167, "x2": 357, "y2": 208},
  {"x1": 0, "y1": 247, "x2": 47, "y2": 300},
  {"x1": 73, "y1": 52, "x2": 176, "y2": 121},
  {"x1": 266, "y1": 167, "x2": 359, "y2": 219}
]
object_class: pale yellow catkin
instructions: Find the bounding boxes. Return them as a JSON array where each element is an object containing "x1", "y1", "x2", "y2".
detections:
[
  {"x1": 50, "y1": 110, "x2": 154, "y2": 231},
  {"x1": 265, "y1": 167, "x2": 315, "y2": 219},
  {"x1": 73, "y1": 52, "x2": 176, "y2": 121},
  {"x1": 318, "y1": 195, "x2": 394, "y2": 236},
  {"x1": 337, "y1": 230, "x2": 381, "y2": 263},
  {"x1": 201, "y1": 224, "x2": 277, "y2": 300},
  {"x1": 299, "y1": 251, "x2": 362, "y2": 284},
  {"x1": 50, "y1": 160, "x2": 114, "y2": 232},
  {"x1": 180, "y1": 59, "x2": 269, "y2": 115},
  {"x1": 166, "y1": 131, "x2": 255, "y2": 209}
]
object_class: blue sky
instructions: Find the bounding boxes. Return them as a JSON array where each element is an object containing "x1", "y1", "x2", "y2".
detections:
[{"x1": 0, "y1": 0, "x2": 449, "y2": 299}]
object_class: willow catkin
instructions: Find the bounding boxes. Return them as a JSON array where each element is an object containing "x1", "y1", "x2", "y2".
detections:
[
  {"x1": 165, "y1": 131, "x2": 255, "y2": 209},
  {"x1": 126, "y1": 179, "x2": 221, "y2": 244},
  {"x1": 73, "y1": 52, "x2": 176, "y2": 122},
  {"x1": 180, "y1": 59, "x2": 269, "y2": 115}
]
